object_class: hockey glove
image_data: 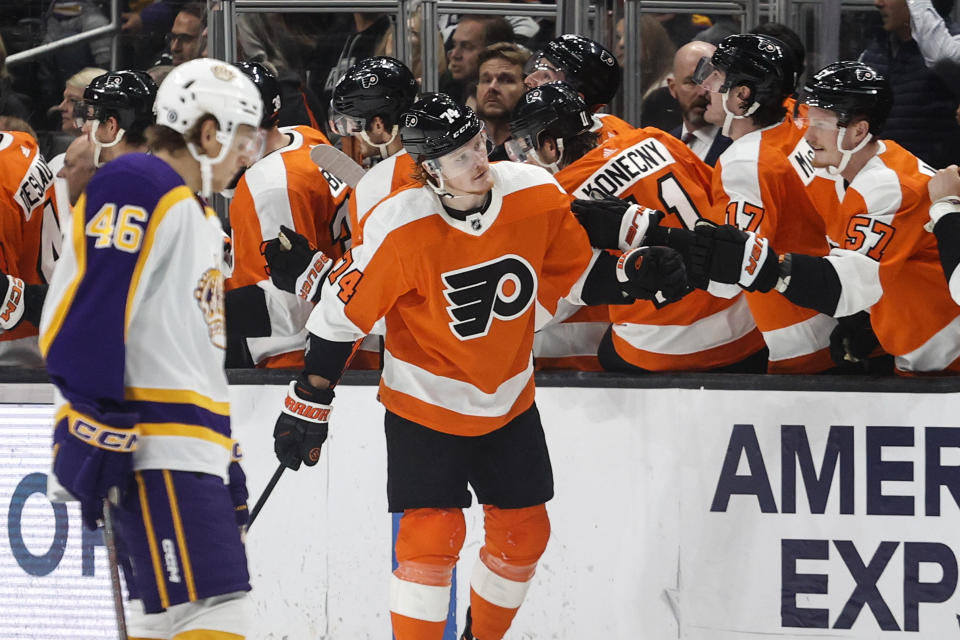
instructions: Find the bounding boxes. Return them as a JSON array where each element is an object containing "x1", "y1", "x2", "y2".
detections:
[
  {"x1": 52, "y1": 404, "x2": 139, "y2": 531},
  {"x1": 616, "y1": 246, "x2": 690, "y2": 303},
  {"x1": 261, "y1": 225, "x2": 333, "y2": 303},
  {"x1": 829, "y1": 311, "x2": 881, "y2": 367},
  {"x1": 0, "y1": 274, "x2": 26, "y2": 330},
  {"x1": 571, "y1": 197, "x2": 665, "y2": 252},
  {"x1": 274, "y1": 375, "x2": 334, "y2": 471},
  {"x1": 689, "y1": 220, "x2": 779, "y2": 292}
]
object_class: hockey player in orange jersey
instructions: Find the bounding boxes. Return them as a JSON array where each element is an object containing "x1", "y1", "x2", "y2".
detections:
[
  {"x1": 225, "y1": 61, "x2": 353, "y2": 369},
  {"x1": 329, "y1": 57, "x2": 420, "y2": 242},
  {"x1": 508, "y1": 82, "x2": 767, "y2": 372},
  {"x1": 77, "y1": 70, "x2": 157, "y2": 167},
  {"x1": 524, "y1": 34, "x2": 634, "y2": 142},
  {"x1": 688, "y1": 33, "x2": 837, "y2": 373},
  {"x1": 0, "y1": 70, "x2": 160, "y2": 366},
  {"x1": 0, "y1": 129, "x2": 60, "y2": 365},
  {"x1": 690, "y1": 61, "x2": 960, "y2": 375},
  {"x1": 926, "y1": 165, "x2": 960, "y2": 306},
  {"x1": 262, "y1": 94, "x2": 689, "y2": 640}
]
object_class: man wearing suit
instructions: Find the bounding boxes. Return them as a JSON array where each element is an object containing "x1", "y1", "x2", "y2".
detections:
[{"x1": 668, "y1": 40, "x2": 731, "y2": 166}]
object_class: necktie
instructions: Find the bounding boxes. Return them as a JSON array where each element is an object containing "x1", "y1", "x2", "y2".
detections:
[{"x1": 682, "y1": 131, "x2": 697, "y2": 146}]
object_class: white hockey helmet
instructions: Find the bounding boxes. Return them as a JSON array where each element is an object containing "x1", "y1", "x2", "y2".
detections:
[{"x1": 154, "y1": 58, "x2": 264, "y2": 197}]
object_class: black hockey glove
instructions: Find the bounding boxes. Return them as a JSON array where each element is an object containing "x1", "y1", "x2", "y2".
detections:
[
  {"x1": 616, "y1": 246, "x2": 690, "y2": 303},
  {"x1": 273, "y1": 375, "x2": 334, "y2": 471},
  {"x1": 571, "y1": 196, "x2": 665, "y2": 251},
  {"x1": 261, "y1": 225, "x2": 332, "y2": 303},
  {"x1": 0, "y1": 274, "x2": 26, "y2": 330},
  {"x1": 689, "y1": 220, "x2": 779, "y2": 292},
  {"x1": 829, "y1": 311, "x2": 880, "y2": 367}
]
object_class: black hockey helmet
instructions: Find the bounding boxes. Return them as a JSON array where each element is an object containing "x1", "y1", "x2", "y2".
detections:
[
  {"x1": 400, "y1": 93, "x2": 482, "y2": 160},
  {"x1": 332, "y1": 56, "x2": 417, "y2": 128},
  {"x1": 532, "y1": 34, "x2": 620, "y2": 108},
  {"x1": 235, "y1": 61, "x2": 282, "y2": 128},
  {"x1": 697, "y1": 34, "x2": 797, "y2": 107},
  {"x1": 801, "y1": 61, "x2": 892, "y2": 134},
  {"x1": 510, "y1": 82, "x2": 592, "y2": 148},
  {"x1": 78, "y1": 70, "x2": 157, "y2": 134}
]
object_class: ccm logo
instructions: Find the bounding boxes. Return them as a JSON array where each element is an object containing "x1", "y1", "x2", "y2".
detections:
[
  {"x1": 0, "y1": 278, "x2": 23, "y2": 324},
  {"x1": 284, "y1": 395, "x2": 330, "y2": 421},
  {"x1": 70, "y1": 419, "x2": 138, "y2": 452},
  {"x1": 298, "y1": 254, "x2": 331, "y2": 301}
]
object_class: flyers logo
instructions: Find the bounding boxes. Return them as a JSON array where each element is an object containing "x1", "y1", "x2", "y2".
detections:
[{"x1": 442, "y1": 255, "x2": 537, "y2": 340}]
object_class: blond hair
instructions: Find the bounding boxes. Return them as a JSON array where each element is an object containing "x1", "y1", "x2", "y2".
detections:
[{"x1": 66, "y1": 67, "x2": 108, "y2": 91}]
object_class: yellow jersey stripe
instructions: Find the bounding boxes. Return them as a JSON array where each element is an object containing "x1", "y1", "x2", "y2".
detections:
[
  {"x1": 125, "y1": 387, "x2": 230, "y2": 416},
  {"x1": 125, "y1": 185, "x2": 195, "y2": 338},
  {"x1": 136, "y1": 471, "x2": 170, "y2": 609},
  {"x1": 39, "y1": 193, "x2": 88, "y2": 356},
  {"x1": 172, "y1": 631, "x2": 244, "y2": 640},
  {"x1": 139, "y1": 422, "x2": 234, "y2": 450},
  {"x1": 162, "y1": 470, "x2": 197, "y2": 601}
]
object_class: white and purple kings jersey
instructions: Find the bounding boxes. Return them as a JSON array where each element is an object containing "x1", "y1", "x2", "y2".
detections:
[{"x1": 40, "y1": 153, "x2": 234, "y2": 481}]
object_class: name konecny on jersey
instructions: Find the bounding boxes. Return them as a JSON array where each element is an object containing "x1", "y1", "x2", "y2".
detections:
[
  {"x1": 711, "y1": 423, "x2": 960, "y2": 632},
  {"x1": 574, "y1": 138, "x2": 675, "y2": 199}
]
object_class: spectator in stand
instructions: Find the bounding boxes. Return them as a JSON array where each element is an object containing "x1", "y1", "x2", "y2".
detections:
[
  {"x1": 667, "y1": 40, "x2": 731, "y2": 166},
  {"x1": 860, "y1": 0, "x2": 960, "y2": 167},
  {"x1": 626, "y1": 15, "x2": 679, "y2": 131},
  {"x1": 0, "y1": 35, "x2": 31, "y2": 121},
  {"x1": 476, "y1": 43, "x2": 529, "y2": 161},
  {"x1": 53, "y1": 66, "x2": 106, "y2": 135},
  {"x1": 41, "y1": 1, "x2": 111, "y2": 83},
  {"x1": 168, "y1": 2, "x2": 205, "y2": 66},
  {"x1": 439, "y1": 5, "x2": 540, "y2": 48},
  {"x1": 905, "y1": 0, "x2": 960, "y2": 67},
  {"x1": 442, "y1": 16, "x2": 514, "y2": 104}
]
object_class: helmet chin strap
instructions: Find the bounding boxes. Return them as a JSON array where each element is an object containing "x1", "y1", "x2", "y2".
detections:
[
  {"x1": 531, "y1": 138, "x2": 564, "y2": 174},
  {"x1": 186, "y1": 129, "x2": 236, "y2": 200},
  {"x1": 361, "y1": 125, "x2": 399, "y2": 160},
  {"x1": 720, "y1": 90, "x2": 760, "y2": 137},
  {"x1": 89, "y1": 120, "x2": 126, "y2": 168},
  {"x1": 827, "y1": 127, "x2": 872, "y2": 176}
]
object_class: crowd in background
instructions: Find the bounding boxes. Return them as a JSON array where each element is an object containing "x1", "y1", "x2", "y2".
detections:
[{"x1": 2, "y1": 0, "x2": 960, "y2": 377}]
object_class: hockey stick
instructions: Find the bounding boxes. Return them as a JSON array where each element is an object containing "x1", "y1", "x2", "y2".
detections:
[
  {"x1": 247, "y1": 461, "x2": 285, "y2": 529},
  {"x1": 246, "y1": 338, "x2": 367, "y2": 532},
  {"x1": 102, "y1": 487, "x2": 128, "y2": 640},
  {"x1": 310, "y1": 145, "x2": 366, "y2": 188}
]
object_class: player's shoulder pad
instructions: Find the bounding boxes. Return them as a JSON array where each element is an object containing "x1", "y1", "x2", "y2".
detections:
[
  {"x1": 848, "y1": 153, "x2": 903, "y2": 218},
  {"x1": 491, "y1": 160, "x2": 564, "y2": 196},
  {"x1": 361, "y1": 183, "x2": 437, "y2": 246}
]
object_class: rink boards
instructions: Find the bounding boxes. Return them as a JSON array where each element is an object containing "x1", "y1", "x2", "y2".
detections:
[{"x1": 2, "y1": 377, "x2": 959, "y2": 639}]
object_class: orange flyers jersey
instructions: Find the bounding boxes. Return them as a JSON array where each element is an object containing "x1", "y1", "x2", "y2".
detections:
[
  {"x1": 822, "y1": 141, "x2": 960, "y2": 374},
  {"x1": 0, "y1": 131, "x2": 62, "y2": 364},
  {"x1": 547, "y1": 127, "x2": 764, "y2": 372},
  {"x1": 350, "y1": 149, "x2": 418, "y2": 245},
  {"x1": 711, "y1": 119, "x2": 837, "y2": 373},
  {"x1": 305, "y1": 162, "x2": 596, "y2": 436},
  {"x1": 227, "y1": 125, "x2": 352, "y2": 368},
  {"x1": 592, "y1": 113, "x2": 635, "y2": 143}
]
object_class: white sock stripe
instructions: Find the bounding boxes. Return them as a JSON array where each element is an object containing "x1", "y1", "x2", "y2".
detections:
[
  {"x1": 469, "y1": 559, "x2": 533, "y2": 609},
  {"x1": 389, "y1": 574, "x2": 451, "y2": 623}
]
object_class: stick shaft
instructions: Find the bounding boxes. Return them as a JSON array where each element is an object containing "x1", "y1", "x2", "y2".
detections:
[
  {"x1": 247, "y1": 461, "x2": 285, "y2": 529},
  {"x1": 102, "y1": 488, "x2": 128, "y2": 640}
]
